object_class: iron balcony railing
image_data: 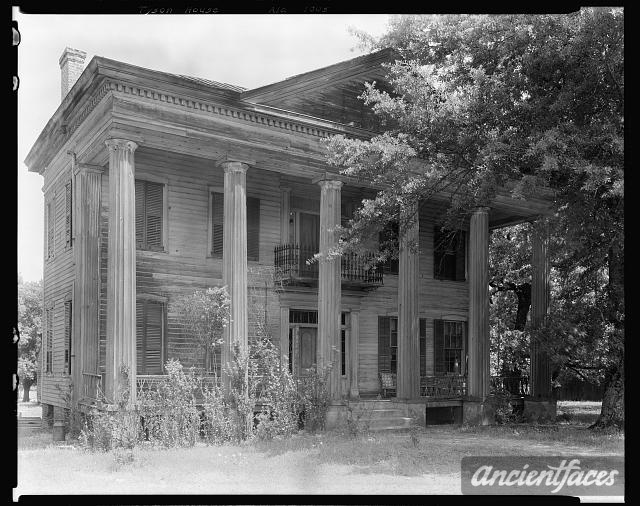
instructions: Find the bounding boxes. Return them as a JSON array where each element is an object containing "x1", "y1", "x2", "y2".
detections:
[
  {"x1": 490, "y1": 375, "x2": 530, "y2": 396},
  {"x1": 420, "y1": 375, "x2": 467, "y2": 398},
  {"x1": 274, "y1": 243, "x2": 383, "y2": 286}
]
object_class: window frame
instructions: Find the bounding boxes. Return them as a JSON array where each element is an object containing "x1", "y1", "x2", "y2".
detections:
[
  {"x1": 379, "y1": 221, "x2": 399, "y2": 275},
  {"x1": 433, "y1": 227, "x2": 467, "y2": 281},
  {"x1": 135, "y1": 177, "x2": 168, "y2": 253},
  {"x1": 46, "y1": 198, "x2": 55, "y2": 261},
  {"x1": 63, "y1": 299, "x2": 72, "y2": 375},
  {"x1": 433, "y1": 319, "x2": 467, "y2": 375},
  {"x1": 64, "y1": 179, "x2": 73, "y2": 250}
]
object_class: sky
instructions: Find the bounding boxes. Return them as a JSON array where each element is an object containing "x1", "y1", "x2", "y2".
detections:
[{"x1": 15, "y1": 11, "x2": 392, "y2": 282}]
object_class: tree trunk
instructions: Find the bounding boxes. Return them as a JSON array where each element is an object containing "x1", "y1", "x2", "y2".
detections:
[
  {"x1": 514, "y1": 283, "x2": 531, "y2": 331},
  {"x1": 21, "y1": 378, "x2": 34, "y2": 402},
  {"x1": 592, "y1": 355, "x2": 624, "y2": 429},
  {"x1": 593, "y1": 244, "x2": 624, "y2": 429}
]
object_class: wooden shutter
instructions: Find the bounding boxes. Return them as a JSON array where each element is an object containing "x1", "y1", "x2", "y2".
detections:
[
  {"x1": 47, "y1": 202, "x2": 55, "y2": 258},
  {"x1": 135, "y1": 180, "x2": 145, "y2": 248},
  {"x1": 135, "y1": 180, "x2": 164, "y2": 250},
  {"x1": 145, "y1": 301, "x2": 163, "y2": 374},
  {"x1": 145, "y1": 182, "x2": 164, "y2": 250},
  {"x1": 136, "y1": 300, "x2": 145, "y2": 374},
  {"x1": 455, "y1": 231, "x2": 466, "y2": 281},
  {"x1": 247, "y1": 196, "x2": 260, "y2": 261},
  {"x1": 65, "y1": 181, "x2": 72, "y2": 248},
  {"x1": 136, "y1": 300, "x2": 164, "y2": 375},
  {"x1": 434, "y1": 319, "x2": 445, "y2": 375},
  {"x1": 46, "y1": 308, "x2": 53, "y2": 373},
  {"x1": 64, "y1": 301, "x2": 72, "y2": 374},
  {"x1": 419, "y1": 318, "x2": 426, "y2": 377},
  {"x1": 378, "y1": 316, "x2": 391, "y2": 373},
  {"x1": 211, "y1": 192, "x2": 224, "y2": 256}
]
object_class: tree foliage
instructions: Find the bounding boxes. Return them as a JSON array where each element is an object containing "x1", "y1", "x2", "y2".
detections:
[
  {"x1": 332, "y1": 10, "x2": 623, "y2": 427},
  {"x1": 17, "y1": 277, "x2": 43, "y2": 401},
  {"x1": 170, "y1": 287, "x2": 230, "y2": 375}
]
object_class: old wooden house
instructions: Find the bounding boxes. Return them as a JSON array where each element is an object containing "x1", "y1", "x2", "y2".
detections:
[{"x1": 27, "y1": 47, "x2": 555, "y2": 429}]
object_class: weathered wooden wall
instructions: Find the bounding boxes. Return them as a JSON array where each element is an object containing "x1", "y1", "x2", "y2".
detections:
[
  {"x1": 97, "y1": 148, "x2": 283, "y2": 376},
  {"x1": 355, "y1": 201, "x2": 469, "y2": 395},
  {"x1": 40, "y1": 165, "x2": 74, "y2": 408}
]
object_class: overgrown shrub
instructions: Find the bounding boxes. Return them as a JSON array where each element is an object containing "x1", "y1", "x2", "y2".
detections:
[
  {"x1": 296, "y1": 366, "x2": 330, "y2": 432},
  {"x1": 137, "y1": 359, "x2": 200, "y2": 447},
  {"x1": 490, "y1": 391, "x2": 523, "y2": 424},
  {"x1": 79, "y1": 365, "x2": 141, "y2": 451}
]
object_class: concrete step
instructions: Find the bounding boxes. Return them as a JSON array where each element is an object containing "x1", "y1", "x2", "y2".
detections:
[
  {"x1": 347, "y1": 400, "x2": 396, "y2": 411},
  {"x1": 350, "y1": 408, "x2": 407, "y2": 420},
  {"x1": 359, "y1": 416, "x2": 414, "y2": 431},
  {"x1": 369, "y1": 424, "x2": 415, "y2": 432}
]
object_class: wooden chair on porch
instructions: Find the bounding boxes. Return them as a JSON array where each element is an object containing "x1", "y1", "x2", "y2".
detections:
[{"x1": 379, "y1": 372, "x2": 396, "y2": 398}]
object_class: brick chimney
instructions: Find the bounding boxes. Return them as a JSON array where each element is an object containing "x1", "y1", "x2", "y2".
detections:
[{"x1": 59, "y1": 47, "x2": 87, "y2": 101}]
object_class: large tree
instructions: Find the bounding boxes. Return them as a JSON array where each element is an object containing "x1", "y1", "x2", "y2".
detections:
[
  {"x1": 328, "y1": 10, "x2": 623, "y2": 427},
  {"x1": 18, "y1": 277, "x2": 43, "y2": 402}
]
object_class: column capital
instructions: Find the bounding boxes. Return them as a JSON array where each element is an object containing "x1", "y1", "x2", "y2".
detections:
[
  {"x1": 472, "y1": 206, "x2": 491, "y2": 215},
  {"x1": 221, "y1": 160, "x2": 250, "y2": 174},
  {"x1": 105, "y1": 138, "x2": 138, "y2": 153},
  {"x1": 318, "y1": 179, "x2": 343, "y2": 190},
  {"x1": 74, "y1": 163, "x2": 104, "y2": 176}
]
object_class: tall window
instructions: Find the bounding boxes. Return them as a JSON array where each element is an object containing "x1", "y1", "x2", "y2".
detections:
[
  {"x1": 136, "y1": 299, "x2": 165, "y2": 375},
  {"x1": 209, "y1": 191, "x2": 260, "y2": 261},
  {"x1": 64, "y1": 180, "x2": 73, "y2": 248},
  {"x1": 379, "y1": 316, "x2": 427, "y2": 376},
  {"x1": 135, "y1": 179, "x2": 164, "y2": 251},
  {"x1": 47, "y1": 201, "x2": 55, "y2": 259},
  {"x1": 45, "y1": 308, "x2": 53, "y2": 373},
  {"x1": 341, "y1": 312, "x2": 348, "y2": 376},
  {"x1": 378, "y1": 316, "x2": 398, "y2": 374},
  {"x1": 379, "y1": 221, "x2": 399, "y2": 274},
  {"x1": 420, "y1": 319, "x2": 427, "y2": 377},
  {"x1": 64, "y1": 301, "x2": 72, "y2": 375},
  {"x1": 434, "y1": 320, "x2": 465, "y2": 375},
  {"x1": 434, "y1": 227, "x2": 466, "y2": 281}
]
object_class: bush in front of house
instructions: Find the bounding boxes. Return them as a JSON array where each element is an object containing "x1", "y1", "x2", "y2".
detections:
[{"x1": 137, "y1": 359, "x2": 201, "y2": 447}]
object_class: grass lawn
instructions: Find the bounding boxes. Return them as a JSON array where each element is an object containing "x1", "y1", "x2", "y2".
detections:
[{"x1": 15, "y1": 401, "x2": 623, "y2": 497}]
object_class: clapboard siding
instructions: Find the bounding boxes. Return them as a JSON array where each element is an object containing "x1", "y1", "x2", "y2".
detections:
[
  {"x1": 355, "y1": 204, "x2": 469, "y2": 394},
  {"x1": 97, "y1": 149, "x2": 284, "y2": 375},
  {"x1": 41, "y1": 165, "x2": 75, "y2": 408}
]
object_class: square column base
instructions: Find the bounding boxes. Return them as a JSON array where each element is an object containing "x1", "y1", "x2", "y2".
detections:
[
  {"x1": 325, "y1": 402, "x2": 348, "y2": 430},
  {"x1": 406, "y1": 401, "x2": 426, "y2": 426},
  {"x1": 462, "y1": 398, "x2": 495, "y2": 426},
  {"x1": 523, "y1": 398, "x2": 557, "y2": 423}
]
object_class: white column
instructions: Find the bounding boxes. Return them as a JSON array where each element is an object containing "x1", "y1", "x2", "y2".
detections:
[
  {"x1": 467, "y1": 207, "x2": 490, "y2": 399},
  {"x1": 349, "y1": 311, "x2": 360, "y2": 399},
  {"x1": 397, "y1": 202, "x2": 420, "y2": 399},
  {"x1": 221, "y1": 161, "x2": 249, "y2": 389},
  {"x1": 280, "y1": 306, "x2": 290, "y2": 371},
  {"x1": 530, "y1": 219, "x2": 551, "y2": 398},
  {"x1": 317, "y1": 179, "x2": 342, "y2": 400},
  {"x1": 105, "y1": 139, "x2": 138, "y2": 406},
  {"x1": 72, "y1": 164, "x2": 101, "y2": 406}
]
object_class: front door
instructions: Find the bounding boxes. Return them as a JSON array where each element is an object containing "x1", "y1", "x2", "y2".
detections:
[{"x1": 297, "y1": 326, "x2": 317, "y2": 376}]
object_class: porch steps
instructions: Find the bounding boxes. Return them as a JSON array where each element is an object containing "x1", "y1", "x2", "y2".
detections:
[
  {"x1": 18, "y1": 416, "x2": 42, "y2": 431},
  {"x1": 347, "y1": 401, "x2": 416, "y2": 432}
]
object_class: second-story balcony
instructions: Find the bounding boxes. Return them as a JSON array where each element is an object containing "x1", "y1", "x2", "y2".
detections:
[{"x1": 274, "y1": 243, "x2": 383, "y2": 289}]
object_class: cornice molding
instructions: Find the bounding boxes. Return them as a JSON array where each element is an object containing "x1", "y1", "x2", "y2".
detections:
[{"x1": 108, "y1": 79, "x2": 371, "y2": 141}]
